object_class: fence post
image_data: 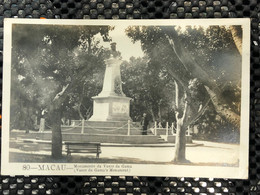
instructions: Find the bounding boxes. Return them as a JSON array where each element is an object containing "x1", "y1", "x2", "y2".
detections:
[
  {"x1": 171, "y1": 122, "x2": 174, "y2": 135},
  {"x1": 81, "y1": 119, "x2": 85, "y2": 134},
  {"x1": 39, "y1": 118, "x2": 45, "y2": 132},
  {"x1": 127, "y1": 120, "x2": 130, "y2": 136},
  {"x1": 154, "y1": 121, "x2": 157, "y2": 136},
  {"x1": 166, "y1": 122, "x2": 169, "y2": 141},
  {"x1": 187, "y1": 125, "x2": 191, "y2": 136},
  {"x1": 71, "y1": 120, "x2": 75, "y2": 126}
]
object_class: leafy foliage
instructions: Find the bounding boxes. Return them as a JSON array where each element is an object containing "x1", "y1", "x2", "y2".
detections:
[
  {"x1": 121, "y1": 56, "x2": 174, "y2": 123},
  {"x1": 126, "y1": 25, "x2": 241, "y2": 140},
  {"x1": 11, "y1": 24, "x2": 111, "y2": 129}
]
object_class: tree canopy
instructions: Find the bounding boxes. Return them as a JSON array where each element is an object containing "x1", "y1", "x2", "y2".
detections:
[
  {"x1": 11, "y1": 24, "x2": 112, "y2": 129},
  {"x1": 11, "y1": 24, "x2": 113, "y2": 158},
  {"x1": 125, "y1": 25, "x2": 242, "y2": 142}
]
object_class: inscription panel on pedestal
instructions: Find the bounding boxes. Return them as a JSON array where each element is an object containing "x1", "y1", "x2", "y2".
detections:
[{"x1": 112, "y1": 102, "x2": 129, "y2": 114}]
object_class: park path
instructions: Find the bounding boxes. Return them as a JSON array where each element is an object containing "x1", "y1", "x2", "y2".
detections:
[
  {"x1": 9, "y1": 140, "x2": 239, "y2": 166},
  {"x1": 99, "y1": 141, "x2": 239, "y2": 165}
]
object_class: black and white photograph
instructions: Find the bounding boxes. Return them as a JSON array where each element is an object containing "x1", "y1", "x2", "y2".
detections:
[{"x1": 2, "y1": 19, "x2": 250, "y2": 178}]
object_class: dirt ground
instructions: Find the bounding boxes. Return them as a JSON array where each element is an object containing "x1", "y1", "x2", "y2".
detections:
[{"x1": 9, "y1": 140, "x2": 239, "y2": 167}]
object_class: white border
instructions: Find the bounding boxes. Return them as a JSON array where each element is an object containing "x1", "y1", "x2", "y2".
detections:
[{"x1": 2, "y1": 18, "x2": 250, "y2": 178}]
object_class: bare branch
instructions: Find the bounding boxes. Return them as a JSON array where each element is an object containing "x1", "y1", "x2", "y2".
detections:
[
  {"x1": 205, "y1": 86, "x2": 240, "y2": 129},
  {"x1": 174, "y1": 80, "x2": 179, "y2": 109},
  {"x1": 53, "y1": 83, "x2": 70, "y2": 101},
  {"x1": 181, "y1": 92, "x2": 188, "y2": 123}
]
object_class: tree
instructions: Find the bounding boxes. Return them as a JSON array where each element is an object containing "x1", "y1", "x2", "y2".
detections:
[
  {"x1": 163, "y1": 26, "x2": 241, "y2": 129},
  {"x1": 11, "y1": 24, "x2": 112, "y2": 159},
  {"x1": 126, "y1": 25, "x2": 242, "y2": 162},
  {"x1": 172, "y1": 80, "x2": 188, "y2": 162},
  {"x1": 230, "y1": 26, "x2": 242, "y2": 55},
  {"x1": 121, "y1": 56, "x2": 174, "y2": 123}
]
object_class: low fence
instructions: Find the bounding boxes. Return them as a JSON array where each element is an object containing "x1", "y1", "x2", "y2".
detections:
[
  {"x1": 38, "y1": 118, "x2": 191, "y2": 138},
  {"x1": 39, "y1": 119, "x2": 137, "y2": 135},
  {"x1": 150, "y1": 122, "x2": 191, "y2": 136}
]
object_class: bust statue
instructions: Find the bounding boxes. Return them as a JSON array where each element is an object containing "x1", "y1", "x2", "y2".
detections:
[{"x1": 109, "y1": 42, "x2": 121, "y2": 58}]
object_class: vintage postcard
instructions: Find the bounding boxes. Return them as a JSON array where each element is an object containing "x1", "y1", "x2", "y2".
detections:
[{"x1": 2, "y1": 19, "x2": 250, "y2": 178}]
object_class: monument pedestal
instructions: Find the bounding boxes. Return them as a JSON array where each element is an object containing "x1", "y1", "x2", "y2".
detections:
[
  {"x1": 89, "y1": 43, "x2": 132, "y2": 122},
  {"x1": 89, "y1": 96, "x2": 131, "y2": 121}
]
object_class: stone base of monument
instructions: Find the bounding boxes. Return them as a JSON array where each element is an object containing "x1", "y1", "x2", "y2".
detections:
[
  {"x1": 160, "y1": 135, "x2": 193, "y2": 144},
  {"x1": 84, "y1": 121, "x2": 146, "y2": 135},
  {"x1": 89, "y1": 96, "x2": 132, "y2": 122},
  {"x1": 11, "y1": 131, "x2": 192, "y2": 144}
]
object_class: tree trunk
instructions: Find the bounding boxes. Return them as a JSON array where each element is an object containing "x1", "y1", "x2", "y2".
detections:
[
  {"x1": 149, "y1": 107, "x2": 156, "y2": 122},
  {"x1": 205, "y1": 86, "x2": 240, "y2": 129},
  {"x1": 173, "y1": 119, "x2": 186, "y2": 162},
  {"x1": 49, "y1": 85, "x2": 70, "y2": 159},
  {"x1": 85, "y1": 107, "x2": 92, "y2": 120},
  {"x1": 51, "y1": 109, "x2": 63, "y2": 160},
  {"x1": 77, "y1": 84, "x2": 86, "y2": 120},
  {"x1": 158, "y1": 105, "x2": 162, "y2": 123},
  {"x1": 77, "y1": 102, "x2": 84, "y2": 120},
  {"x1": 87, "y1": 34, "x2": 92, "y2": 54},
  {"x1": 172, "y1": 81, "x2": 189, "y2": 163},
  {"x1": 230, "y1": 26, "x2": 242, "y2": 55},
  {"x1": 25, "y1": 107, "x2": 30, "y2": 133}
]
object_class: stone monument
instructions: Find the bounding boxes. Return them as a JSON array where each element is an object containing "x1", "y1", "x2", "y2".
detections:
[{"x1": 89, "y1": 43, "x2": 131, "y2": 121}]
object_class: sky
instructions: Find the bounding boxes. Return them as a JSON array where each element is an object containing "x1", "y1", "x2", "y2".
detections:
[{"x1": 96, "y1": 25, "x2": 144, "y2": 61}]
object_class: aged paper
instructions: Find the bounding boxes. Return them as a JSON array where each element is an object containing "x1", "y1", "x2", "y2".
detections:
[{"x1": 2, "y1": 19, "x2": 250, "y2": 178}]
